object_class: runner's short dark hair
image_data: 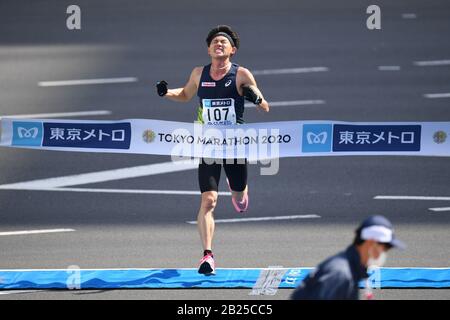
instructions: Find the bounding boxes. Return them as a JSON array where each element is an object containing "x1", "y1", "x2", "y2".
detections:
[{"x1": 206, "y1": 25, "x2": 240, "y2": 49}]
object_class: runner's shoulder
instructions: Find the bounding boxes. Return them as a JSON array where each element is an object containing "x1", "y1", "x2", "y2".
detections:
[
  {"x1": 237, "y1": 66, "x2": 254, "y2": 81},
  {"x1": 237, "y1": 66, "x2": 252, "y2": 75},
  {"x1": 190, "y1": 66, "x2": 204, "y2": 86},
  {"x1": 191, "y1": 66, "x2": 204, "y2": 77}
]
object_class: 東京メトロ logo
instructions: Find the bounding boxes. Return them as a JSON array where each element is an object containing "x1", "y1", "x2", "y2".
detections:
[
  {"x1": 42, "y1": 122, "x2": 131, "y2": 149},
  {"x1": 18, "y1": 127, "x2": 39, "y2": 139},
  {"x1": 12, "y1": 121, "x2": 43, "y2": 146},
  {"x1": 307, "y1": 131, "x2": 327, "y2": 145},
  {"x1": 332, "y1": 125, "x2": 421, "y2": 152},
  {"x1": 302, "y1": 124, "x2": 333, "y2": 153}
]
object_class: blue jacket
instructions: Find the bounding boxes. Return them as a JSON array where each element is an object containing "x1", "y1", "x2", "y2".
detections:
[{"x1": 291, "y1": 245, "x2": 368, "y2": 300}]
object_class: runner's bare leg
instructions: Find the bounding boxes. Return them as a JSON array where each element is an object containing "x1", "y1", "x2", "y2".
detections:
[{"x1": 197, "y1": 191, "x2": 218, "y2": 251}]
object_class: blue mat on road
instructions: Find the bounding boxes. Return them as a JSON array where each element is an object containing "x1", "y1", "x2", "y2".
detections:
[{"x1": 0, "y1": 268, "x2": 449, "y2": 290}]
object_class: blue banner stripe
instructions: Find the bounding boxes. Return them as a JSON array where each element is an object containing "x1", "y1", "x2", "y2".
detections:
[{"x1": 0, "y1": 268, "x2": 449, "y2": 290}]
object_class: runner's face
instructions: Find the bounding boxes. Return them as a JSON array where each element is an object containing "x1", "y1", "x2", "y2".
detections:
[{"x1": 208, "y1": 36, "x2": 236, "y2": 59}]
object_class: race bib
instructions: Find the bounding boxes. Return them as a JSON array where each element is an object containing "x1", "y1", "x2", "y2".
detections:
[{"x1": 202, "y1": 98, "x2": 236, "y2": 126}]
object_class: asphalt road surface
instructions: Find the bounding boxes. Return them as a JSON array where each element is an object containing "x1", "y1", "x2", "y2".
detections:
[{"x1": 0, "y1": 0, "x2": 449, "y2": 300}]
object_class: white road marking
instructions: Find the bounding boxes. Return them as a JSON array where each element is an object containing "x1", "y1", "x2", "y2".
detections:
[
  {"x1": 424, "y1": 93, "x2": 450, "y2": 99},
  {"x1": 374, "y1": 196, "x2": 450, "y2": 201},
  {"x1": 0, "y1": 160, "x2": 207, "y2": 196},
  {"x1": 0, "y1": 229, "x2": 75, "y2": 236},
  {"x1": 38, "y1": 77, "x2": 138, "y2": 87},
  {"x1": 401, "y1": 13, "x2": 417, "y2": 19},
  {"x1": 245, "y1": 99, "x2": 325, "y2": 108},
  {"x1": 428, "y1": 207, "x2": 450, "y2": 212},
  {"x1": 0, "y1": 160, "x2": 198, "y2": 190},
  {"x1": 252, "y1": 67, "x2": 328, "y2": 75},
  {"x1": 8, "y1": 187, "x2": 231, "y2": 196},
  {"x1": 186, "y1": 214, "x2": 321, "y2": 224},
  {"x1": 378, "y1": 66, "x2": 401, "y2": 71},
  {"x1": 414, "y1": 60, "x2": 450, "y2": 67},
  {"x1": 0, "y1": 290, "x2": 43, "y2": 295},
  {"x1": 0, "y1": 110, "x2": 111, "y2": 119}
]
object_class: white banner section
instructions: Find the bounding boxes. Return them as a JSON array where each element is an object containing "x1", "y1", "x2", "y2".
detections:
[{"x1": 1, "y1": 118, "x2": 449, "y2": 159}]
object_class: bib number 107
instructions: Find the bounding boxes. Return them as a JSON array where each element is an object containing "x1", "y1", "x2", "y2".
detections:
[{"x1": 207, "y1": 107, "x2": 229, "y2": 122}]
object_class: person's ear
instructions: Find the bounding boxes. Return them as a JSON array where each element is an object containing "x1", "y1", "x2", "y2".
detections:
[{"x1": 231, "y1": 47, "x2": 237, "y2": 55}]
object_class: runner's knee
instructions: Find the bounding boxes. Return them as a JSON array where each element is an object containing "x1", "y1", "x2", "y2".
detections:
[{"x1": 201, "y1": 192, "x2": 218, "y2": 211}]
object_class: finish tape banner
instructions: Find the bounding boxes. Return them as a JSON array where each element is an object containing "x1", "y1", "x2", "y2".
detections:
[
  {"x1": 0, "y1": 268, "x2": 449, "y2": 289},
  {"x1": 1, "y1": 118, "x2": 450, "y2": 159}
]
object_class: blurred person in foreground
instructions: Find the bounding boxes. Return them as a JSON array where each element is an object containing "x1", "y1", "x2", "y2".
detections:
[{"x1": 291, "y1": 215, "x2": 405, "y2": 300}]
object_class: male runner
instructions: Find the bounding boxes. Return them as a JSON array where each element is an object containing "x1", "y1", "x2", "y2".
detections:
[{"x1": 156, "y1": 25, "x2": 269, "y2": 274}]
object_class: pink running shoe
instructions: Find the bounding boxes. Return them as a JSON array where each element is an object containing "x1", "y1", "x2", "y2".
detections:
[
  {"x1": 198, "y1": 253, "x2": 215, "y2": 275},
  {"x1": 226, "y1": 178, "x2": 249, "y2": 213}
]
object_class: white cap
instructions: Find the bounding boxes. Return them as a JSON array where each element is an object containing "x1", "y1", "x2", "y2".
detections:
[{"x1": 361, "y1": 225, "x2": 393, "y2": 243}]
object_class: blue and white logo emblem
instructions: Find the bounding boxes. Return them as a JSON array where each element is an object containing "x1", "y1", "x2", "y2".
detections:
[
  {"x1": 302, "y1": 124, "x2": 332, "y2": 153},
  {"x1": 12, "y1": 121, "x2": 43, "y2": 146},
  {"x1": 203, "y1": 99, "x2": 212, "y2": 108}
]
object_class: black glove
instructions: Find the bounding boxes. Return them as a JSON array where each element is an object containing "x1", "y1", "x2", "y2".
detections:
[
  {"x1": 242, "y1": 86, "x2": 262, "y2": 105},
  {"x1": 156, "y1": 80, "x2": 168, "y2": 97}
]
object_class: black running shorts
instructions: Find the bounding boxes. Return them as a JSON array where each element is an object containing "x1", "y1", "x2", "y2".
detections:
[{"x1": 198, "y1": 158, "x2": 248, "y2": 193}]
